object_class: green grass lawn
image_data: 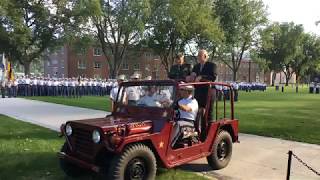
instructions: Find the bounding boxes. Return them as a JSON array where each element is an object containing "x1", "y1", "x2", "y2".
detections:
[
  {"x1": 26, "y1": 85, "x2": 320, "y2": 145},
  {"x1": 26, "y1": 96, "x2": 110, "y2": 111},
  {"x1": 236, "y1": 86, "x2": 320, "y2": 144},
  {"x1": 0, "y1": 115, "x2": 209, "y2": 180}
]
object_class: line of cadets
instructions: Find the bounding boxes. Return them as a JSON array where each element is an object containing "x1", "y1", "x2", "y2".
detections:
[{"x1": 3, "y1": 76, "x2": 117, "y2": 98}]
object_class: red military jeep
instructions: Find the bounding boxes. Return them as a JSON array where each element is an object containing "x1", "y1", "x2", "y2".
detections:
[{"x1": 58, "y1": 80, "x2": 239, "y2": 179}]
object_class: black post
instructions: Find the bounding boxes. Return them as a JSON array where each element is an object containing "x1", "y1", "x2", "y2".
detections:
[{"x1": 286, "y1": 150, "x2": 293, "y2": 180}]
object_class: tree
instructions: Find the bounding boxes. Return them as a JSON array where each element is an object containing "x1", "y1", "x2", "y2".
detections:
[
  {"x1": 293, "y1": 34, "x2": 320, "y2": 86},
  {"x1": 258, "y1": 22, "x2": 305, "y2": 86},
  {"x1": 69, "y1": 0, "x2": 151, "y2": 78},
  {"x1": 0, "y1": 0, "x2": 66, "y2": 75},
  {"x1": 213, "y1": 0, "x2": 267, "y2": 81},
  {"x1": 146, "y1": 0, "x2": 222, "y2": 72}
]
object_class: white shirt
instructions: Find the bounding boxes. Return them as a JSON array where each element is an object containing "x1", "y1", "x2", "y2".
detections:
[
  {"x1": 138, "y1": 95, "x2": 161, "y2": 107},
  {"x1": 126, "y1": 86, "x2": 141, "y2": 101},
  {"x1": 25, "y1": 78, "x2": 31, "y2": 84},
  {"x1": 0, "y1": 70, "x2": 4, "y2": 81},
  {"x1": 110, "y1": 86, "x2": 126, "y2": 103},
  {"x1": 178, "y1": 96, "x2": 198, "y2": 121},
  {"x1": 39, "y1": 80, "x2": 44, "y2": 86},
  {"x1": 32, "y1": 79, "x2": 38, "y2": 85}
]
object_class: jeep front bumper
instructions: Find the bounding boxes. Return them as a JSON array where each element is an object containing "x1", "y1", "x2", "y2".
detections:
[{"x1": 57, "y1": 152, "x2": 100, "y2": 173}]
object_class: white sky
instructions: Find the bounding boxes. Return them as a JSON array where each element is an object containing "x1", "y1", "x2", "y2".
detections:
[{"x1": 263, "y1": 0, "x2": 320, "y2": 35}]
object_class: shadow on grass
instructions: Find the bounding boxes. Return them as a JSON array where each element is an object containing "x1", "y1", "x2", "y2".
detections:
[{"x1": 178, "y1": 163, "x2": 212, "y2": 172}]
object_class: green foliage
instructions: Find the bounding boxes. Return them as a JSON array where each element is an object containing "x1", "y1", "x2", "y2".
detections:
[
  {"x1": 0, "y1": 0, "x2": 67, "y2": 74},
  {"x1": 292, "y1": 34, "x2": 320, "y2": 81},
  {"x1": 146, "y1": 0, "x2": 222, "y2": 71},
  {"x1": 213, "y1": 0, "x2": 268, "y2": 81},
  {"x1": 258, "y1": 22, "x2": 320, "y2": 84},
  {"x1": 68, "y1": 0, "x2": 152, "y2": 78}
]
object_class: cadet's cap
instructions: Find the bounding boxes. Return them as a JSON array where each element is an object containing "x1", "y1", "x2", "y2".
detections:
[
  {"x1": 145, "y1": 76, "x2": 152, "y2": 80},
  {"x1": 180, "y1": 85, "x2": 194, "y2": 91},
  {"x1": 130, "y1": 73, "x2": 140, "y2": 79},
  {"x1": 117, "y1": 74, "x2": 125, "y2": 81}
]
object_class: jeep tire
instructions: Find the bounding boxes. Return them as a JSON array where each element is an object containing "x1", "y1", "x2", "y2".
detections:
[
  {"x1": 207, "y1": 131, "x2": 232, "y2": 170},
  {"x1": 59, "y1": 142, "x2": 88, "y2": 177},
  {"x1": 107, "y1": 143, "x2": 157, "y2": 180}
]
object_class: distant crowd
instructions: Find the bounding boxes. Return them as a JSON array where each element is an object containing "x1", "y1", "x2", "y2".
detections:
[
  {"x1": 0, "y1": 75, "x2": 267, "y2": 99},
  {"x1": 1, "y1": 76, "x2": 119, "y2": 98}
]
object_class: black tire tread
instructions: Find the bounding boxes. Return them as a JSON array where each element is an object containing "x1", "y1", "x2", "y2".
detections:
[
  {"x1": 207, "y1": 130, "x2": 233, "y2": 170},
  {"x1": 107, "y1": 143, "x2": 157, "y2": 180}
]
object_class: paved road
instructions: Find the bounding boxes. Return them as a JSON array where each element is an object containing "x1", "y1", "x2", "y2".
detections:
[{"x1": 1, "y1": 98, "x2": 319, "y2": 180}]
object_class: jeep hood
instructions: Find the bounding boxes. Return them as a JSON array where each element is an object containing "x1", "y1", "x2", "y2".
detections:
[{"x1": 69, "y1": 116, "x2": 153, "y2": 132}]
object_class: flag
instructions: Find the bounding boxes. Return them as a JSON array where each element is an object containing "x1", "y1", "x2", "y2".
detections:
[
  {"x1": 0, "y1": 54, "x2": 6, "y2": 82},
  {"x1": 7, "y1": 61, "x2": 14, "y2": 81},
  {"x1": 0, "y1": 53, "x2": 5, "y2": 71}
]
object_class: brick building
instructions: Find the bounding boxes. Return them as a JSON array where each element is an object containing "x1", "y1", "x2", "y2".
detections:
[
  {"x1": 216, "y1": 59, "x2": 264, "y2": 82},
  {"x1": 44, "y1": 45, "x2": 167, "y2": 79},
  {"x1": 44, "y1": 45, "x2": 265, "y2": 82}
]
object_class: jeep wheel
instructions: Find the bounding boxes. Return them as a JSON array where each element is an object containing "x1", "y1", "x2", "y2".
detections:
[
  {"x1": 59, "y1": 143, "x2": 88, "y2": 177},
  {"x1": 107, "y1": 143, "x2": 157, "y2": 180},
  {"x1": 207, "y1": 131, "x2": 232, "y2": 170}
]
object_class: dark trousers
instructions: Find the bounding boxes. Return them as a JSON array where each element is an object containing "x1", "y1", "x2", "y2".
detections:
[
  {"x1": 1, "y1": 86, "x2": 5, "y2": 98},
  {"x1": 12, "y1": 86, "x2": 17, "y2": 97},
  {"x1": 234, "y1": 90, "x2": 238, "y2": 102},
  {"x1": 195, "y1": 86, "x2": 214, "y2": 121},
  {"x1": 7, "y1": 87, "x2": 13, "y2": 97}
]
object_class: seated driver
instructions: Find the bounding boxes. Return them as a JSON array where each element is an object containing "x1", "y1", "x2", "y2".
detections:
[{"x1": 170, "y1": 85, "x2": 198, "y2": 147}]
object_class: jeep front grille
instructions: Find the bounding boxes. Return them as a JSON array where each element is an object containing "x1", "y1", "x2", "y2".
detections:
[{"x1": 73, "y1": 127, "x2": 93, "y2": 155}]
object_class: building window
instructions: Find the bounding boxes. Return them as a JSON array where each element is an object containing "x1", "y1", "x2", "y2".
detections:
[
  {"x1": 133, "y1": 63, "x2": 140, "y2": 70},
  {"x1": 93, "y1": 48, "x2": 102, "y2": 56},
  {"x1": 122, "y1": 62, "x2": 129, "y2": 70},
  {"x1": 145, "y1": 52, "x2": 152, "y2": 58},
  {"x1": 78, "y1": 59, "x2": 86, "y2": 69},
  {"x1": 94, "y1": 61, "x2": 101, "y2": 69}
]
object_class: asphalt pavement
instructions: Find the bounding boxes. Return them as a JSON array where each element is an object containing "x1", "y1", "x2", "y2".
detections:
[{"x1": 0, "y1": 98, "x2": 319, "y2": 180}]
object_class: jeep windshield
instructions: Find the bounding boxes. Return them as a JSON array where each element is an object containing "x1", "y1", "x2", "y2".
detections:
[{"x1": 116, "y1": 84, "x2": 175, "y2": 108}]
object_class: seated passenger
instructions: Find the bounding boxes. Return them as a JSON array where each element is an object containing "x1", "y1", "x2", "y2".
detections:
[
  {"x1": 138, "y1": 86, "x2": 161, "y2": 107},
  {"x1": 170, "y1": 85, "x2": 198, "y2": 147}
]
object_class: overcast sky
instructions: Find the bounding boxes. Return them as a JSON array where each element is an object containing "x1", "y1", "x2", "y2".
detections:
[{"x1": 263, "y1": 0, "x2": 320, "y2": 35}]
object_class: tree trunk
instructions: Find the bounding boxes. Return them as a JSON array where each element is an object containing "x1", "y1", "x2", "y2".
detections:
[
  {"x1": 271, "y1": 72, "x2": 276, "y2": 86},
  {"x1": 232, "y1": 70, "x2": 237, "y2": 81},
  {"x1": 285, "y1": 75, "x2": 290, "y2": 86},
  {"x1": 24, "y1": 61, "x2": 31, "y2": 75},
  {"x1": 296, "y1": 75, "x2": 299, "y2": 93}
]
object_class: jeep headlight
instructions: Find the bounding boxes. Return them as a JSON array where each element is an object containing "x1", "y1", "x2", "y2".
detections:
[
  {"x1": 65, "y1": 124, "x2": 72, "y2": 136},
  {"x1": 92, "y1": 130, "x2": 101, "y2": 143}
]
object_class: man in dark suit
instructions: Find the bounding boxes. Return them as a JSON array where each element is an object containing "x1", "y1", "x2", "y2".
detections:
[
  {"x1": 168, "y1": 53, "x2": 192, "y2": 80},
  {"x1": 187, "y1": 49, "x2": 217, "y2": 121}
]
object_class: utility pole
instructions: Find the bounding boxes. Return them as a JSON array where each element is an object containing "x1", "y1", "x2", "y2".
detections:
[{"x1": 248, "y1": 60, "x2": 251, "y2": 83}]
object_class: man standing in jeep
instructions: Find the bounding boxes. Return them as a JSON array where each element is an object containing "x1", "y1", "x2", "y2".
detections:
[
  {"x1": 187, "y1": 49, "x2": 217, "y2": 120},
  {"x1": 171, "y1": 85, "x2": 198, "y2": 147}
]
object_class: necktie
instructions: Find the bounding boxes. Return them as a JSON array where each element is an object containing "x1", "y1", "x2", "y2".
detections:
[{"x1": 200, "y1": 64, "x2": 204, "y2": 72}]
